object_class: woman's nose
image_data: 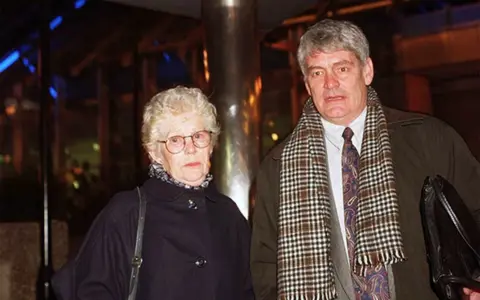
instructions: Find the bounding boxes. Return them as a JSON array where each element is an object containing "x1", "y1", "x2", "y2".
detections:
[{"x1": 184, "y1": 137, "x2": 196, "y2": 153}]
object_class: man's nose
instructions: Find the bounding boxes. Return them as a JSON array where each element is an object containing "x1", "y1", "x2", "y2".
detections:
[{"x1": 324, "y1": 73, "x2": 339, "y2": 89}]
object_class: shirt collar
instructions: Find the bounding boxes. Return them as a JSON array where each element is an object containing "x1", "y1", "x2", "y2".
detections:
[{"x1": 321, "y1": 107, "x2": 367, "y2": 149}]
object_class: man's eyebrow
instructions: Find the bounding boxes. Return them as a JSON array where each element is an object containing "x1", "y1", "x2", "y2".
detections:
[
  {"x1": 306, "y1": 65, "x2": 324, "y2": 71},
  {"x1": 306, "y1": 60, "x2": 354, "y2": 71},
  {"x1": 333, "y1": 60, "x2": 354, "y2": 66}
]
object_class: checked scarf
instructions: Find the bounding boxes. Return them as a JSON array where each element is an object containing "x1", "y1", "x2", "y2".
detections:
[{"x1": 277, "y1": 87, "x2": 407, "y2": 300}]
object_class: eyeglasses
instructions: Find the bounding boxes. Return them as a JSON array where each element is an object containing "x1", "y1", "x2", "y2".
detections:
[{"x1": 158, "y1": 130, "x2": 212, "y2": 154}]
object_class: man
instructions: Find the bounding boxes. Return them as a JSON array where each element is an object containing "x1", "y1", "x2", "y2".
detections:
[{"x1": 250, "y1": 19, "x2": 480, "y2": 300}]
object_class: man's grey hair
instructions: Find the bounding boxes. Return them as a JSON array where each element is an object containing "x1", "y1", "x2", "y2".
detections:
[{"x1": 297, "y1": 19, "x2": 370, "y2": 76}]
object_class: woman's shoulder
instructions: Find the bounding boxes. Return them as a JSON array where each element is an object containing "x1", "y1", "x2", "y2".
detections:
[
  {"x1": 99, "y1": 187, "x2": 142, "y2": 224},
  {"x1": 206, "y1": 185, "x2": 248, "y2": 221},
  {"x1": 75, "y1": 188, "x2": 141, "y2": 256}
]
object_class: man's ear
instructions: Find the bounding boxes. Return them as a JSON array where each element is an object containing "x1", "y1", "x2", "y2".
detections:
[
  {"x1": 363, "y1": 57, "x2": 374, "y2": 86},
  {"x1": 304, "y1": 80, "x2": 312, "y2": 96}
]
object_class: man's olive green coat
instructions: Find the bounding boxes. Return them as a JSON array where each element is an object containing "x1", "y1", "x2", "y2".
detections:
[{"x1": 251, "y1": 107, "x2": 480, "y2": 300}]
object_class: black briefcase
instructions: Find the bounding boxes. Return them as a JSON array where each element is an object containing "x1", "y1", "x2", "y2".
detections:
[{"x1": 420, "y1": 175, "x2": 480, "y2": 300}]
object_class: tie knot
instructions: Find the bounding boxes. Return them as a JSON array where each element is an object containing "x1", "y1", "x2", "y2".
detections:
[{"x1": 342, "y1": 127, "x2": 354, "y2": 141}]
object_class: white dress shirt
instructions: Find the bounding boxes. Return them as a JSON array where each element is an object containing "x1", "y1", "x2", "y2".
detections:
[{"x1": 321, "y1": 108, "x2": 367, "y2": 256}]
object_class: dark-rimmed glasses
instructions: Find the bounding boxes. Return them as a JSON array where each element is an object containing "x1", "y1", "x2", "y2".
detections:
[{"x1": 158, "y1": 130, "x2": 212, "y2": 154}]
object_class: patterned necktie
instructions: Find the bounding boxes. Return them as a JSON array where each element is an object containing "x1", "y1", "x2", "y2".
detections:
[{"x1": 342, "y1": 127, "x2": 390, "y2": 300}]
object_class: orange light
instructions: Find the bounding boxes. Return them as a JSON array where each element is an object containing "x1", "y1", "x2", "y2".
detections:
[
  {"x1": 5, "y1": 105, "x2": 16, "y2": 116},
  {"x1": 254, "y1": 76, "x2": 262, "y2": 95},
  {"x1": 203, "y1": 49, "x2": 210, "y2": 83}
]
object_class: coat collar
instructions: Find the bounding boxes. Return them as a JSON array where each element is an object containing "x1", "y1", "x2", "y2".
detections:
[
  {"x1": 271, "y1": 106, "x2": 426, "y2": 160},
  {"x1": 141, "y1": 177, "x2": 221, "y2": 202}
]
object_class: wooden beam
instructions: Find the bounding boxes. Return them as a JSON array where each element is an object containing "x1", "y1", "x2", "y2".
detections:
[
  {"x1": 337, "y1": 0, "x2": 392, "y2": 15},
  {"x1": 95, "y1": 26, "x2": 203, "y2": 64},
  {"x1": 70, "y1": 29, "x2": 126, "y2": 76},
  {"x1": 269, "y1": 0, "x2": 395, "y2": 53},
  {"x1": 140, "y1": 26, "x2": 203, "y2": 54},
  {"x1": 137, "y1": 16, "x2": 174, "y2": 52},
  {"x1": 264, "y1": 40, "x2": 296, "y2": 52},
  {"x1": 282, "y1": 15, "x2": 316, "y2": 26},
  {"x1": 282, "y1": 0, "x2": 393, "y2": 26}
]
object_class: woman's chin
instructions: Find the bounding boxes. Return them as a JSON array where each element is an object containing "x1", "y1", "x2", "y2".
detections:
[{"x1": 177, "y1": 173, "x2": 207, "y2": 186}]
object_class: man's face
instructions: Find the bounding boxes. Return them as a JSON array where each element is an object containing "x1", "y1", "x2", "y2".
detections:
[{"x1": 304, "y1": 49, "x2": 374, "y2": 126}]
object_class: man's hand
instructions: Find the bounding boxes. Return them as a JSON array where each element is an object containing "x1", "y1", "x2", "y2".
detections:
[{"x1": 463, "y1": 288, "x2": 480, "y2": 299}]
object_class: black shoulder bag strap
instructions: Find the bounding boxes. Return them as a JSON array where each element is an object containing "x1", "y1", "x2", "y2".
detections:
[{"x1": 127, "y1": 187, "x2": 147, "y2": 300}]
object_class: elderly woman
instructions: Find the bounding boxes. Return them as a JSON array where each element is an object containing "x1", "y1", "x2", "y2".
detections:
[{"x1": 54, "y1": 86, "x2": 254, "y2": 300}]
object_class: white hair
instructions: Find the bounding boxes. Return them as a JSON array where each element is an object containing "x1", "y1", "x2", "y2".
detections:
[{"x1": 141, "y1": 86, "x2": 220, "y2": 152}]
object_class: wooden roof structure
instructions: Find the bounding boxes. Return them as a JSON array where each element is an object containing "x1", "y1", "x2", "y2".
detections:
[{"x1": 0, "y1": 0, "x2": 404, "y2": 79}]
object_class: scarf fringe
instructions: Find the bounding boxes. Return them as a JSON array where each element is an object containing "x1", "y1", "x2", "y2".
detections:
[
  {"x1": 355, "y1": 248, "x2": 407, "y2": 276},
  {"x1": 280, "y1": 290, "x2": 337, "y2": 300}
]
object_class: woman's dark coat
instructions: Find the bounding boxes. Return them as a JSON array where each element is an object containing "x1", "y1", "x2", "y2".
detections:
[{"x1": 70, "y1": 178, "x2": 254, "y2": 300}]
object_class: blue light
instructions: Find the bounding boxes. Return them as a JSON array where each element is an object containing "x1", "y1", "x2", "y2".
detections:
[
  {"x1": 163, "y1": 52, "x2": 171, "y2": 62},
  {"x1": 49, "y1": 87, "x2": 58, "y2": 99},
  {"x1": 22, "y1": 57, "x2": 36, "y2": 73},
  {"x1": 19, "y1": 44, "x2": 33, "y2": 53},
  {"x1": 0, "y1": 0, "x2": 88, "y2": 74},
  {"x1": 22, "y1": 56, "x2": 58, "y2": 100},
  {"x1": 0, "y1": 51, "x2": 20, "y2": 73},
  {"x1": 75, "y1": 0, "x2": 86, "y2": 9},
  {"x1": 50, "y1": 16, "x2": 63, "y2": 30}
]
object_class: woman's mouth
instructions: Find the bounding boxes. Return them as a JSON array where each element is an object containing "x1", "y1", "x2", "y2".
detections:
[{"x1": 185, "y1": 162, "x2": 201, "y2": 167}]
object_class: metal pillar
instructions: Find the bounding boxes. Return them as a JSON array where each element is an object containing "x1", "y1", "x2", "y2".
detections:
[
  {"x1": 37, "y1": 0, "x2": 53, "y2": 298},
  {"x1": 53, "y1": 76, "x2": 66, "y2": 175},
  {"x1": 11, "y1": 88, "x2": 24, "y2": 174},
  {"x1": 202, "y1": 0, "x2": 261, "y2": 218},
  {"x1": 141, "y1": 57, "x2": 155, "y2": 168},
  {"x1": 132, "y1": 47, "x2": 142, "y2": 183},
  {"x1": 97, "y1": 66, "x2": 111, "y2": 194},
  {"x1": 288, "y1": 25, "x2": 305, "y2": 126},
  {"x1": 288, "y1": 27, "x2": 300, "y2": 126}
]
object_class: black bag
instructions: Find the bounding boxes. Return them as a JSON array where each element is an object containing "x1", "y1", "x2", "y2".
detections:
[
  {"x1": 51, "y1": 187, "x2": 147, "y2": 300},
  {"x1": 420, "y1": 175, "x2": 480, "y2": 300}
]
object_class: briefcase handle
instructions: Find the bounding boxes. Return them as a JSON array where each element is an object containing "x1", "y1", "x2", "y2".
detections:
[{"x1": 430, "y1": 177, "x2": 480, "y2": 292}]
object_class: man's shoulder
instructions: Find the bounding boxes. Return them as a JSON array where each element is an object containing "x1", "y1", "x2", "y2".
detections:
[
  {"x1": 255, "y1": 137, "x2": 289, "y2": 180},
  {"x1": 266, "y1": 136, "x2": 290, "y2": 162},
  {"x1": 383, "y1": 106, "x2": 451, "y2": 135},
  {"x1": 383, "y1": 106, "x2": 426, "y2": 127},
  {"x1": 264, "y1": 107, "x2": 451, "y2": 163}
]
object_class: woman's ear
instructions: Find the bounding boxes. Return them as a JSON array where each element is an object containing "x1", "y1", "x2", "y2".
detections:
[{"x1": 148, "y1": 146, "x2": 163, "y2": 165}]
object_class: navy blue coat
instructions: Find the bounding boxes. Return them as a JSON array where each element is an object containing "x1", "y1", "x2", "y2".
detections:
[{"x1": 73, "y1": 178, "x2": 255, "y2": 300}]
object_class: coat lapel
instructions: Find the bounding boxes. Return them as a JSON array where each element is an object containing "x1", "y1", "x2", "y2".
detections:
[{"x1": 329, "y1": 194, "x2": 356, "y2": 300}]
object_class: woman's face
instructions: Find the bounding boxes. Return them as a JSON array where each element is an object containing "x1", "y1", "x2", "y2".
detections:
[{"x1": 149, "y1": 112, "x2": 213, "y2": 187}]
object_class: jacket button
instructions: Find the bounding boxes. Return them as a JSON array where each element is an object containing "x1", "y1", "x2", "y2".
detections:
[
  {"x1": 188, "y1": 199, "x2": 198, "y2": 210},
  {"x1": 195, "y1": 257, "x2": 207, "y2": 268}
]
